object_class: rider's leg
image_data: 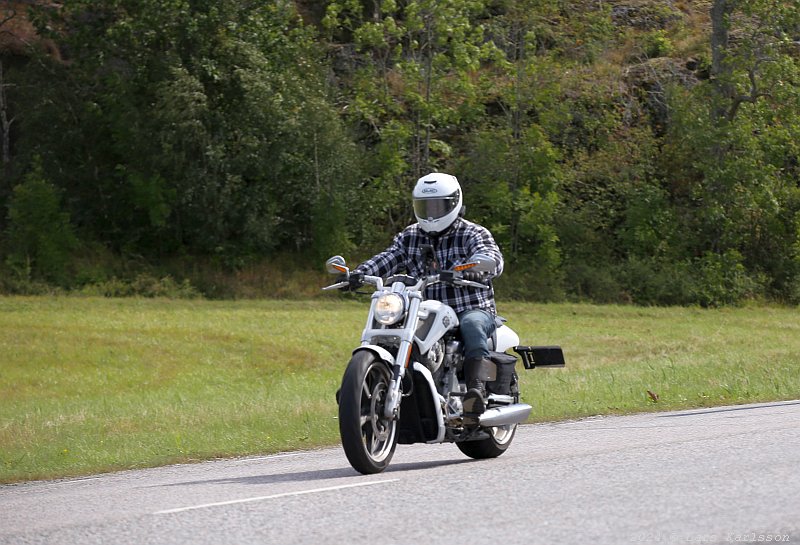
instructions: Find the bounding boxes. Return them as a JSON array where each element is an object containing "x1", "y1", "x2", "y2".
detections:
[{"x1": 459, "y1": 309, "x2": 496, "y2": 416}]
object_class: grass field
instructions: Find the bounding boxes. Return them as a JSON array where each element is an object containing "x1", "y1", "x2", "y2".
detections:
[{"x1": 1, "y1": 296, "x2": 799, "y2": 483}]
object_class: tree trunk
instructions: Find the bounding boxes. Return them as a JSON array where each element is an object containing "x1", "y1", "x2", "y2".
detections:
[
  {"x1": 709, "y1": 0, "x2": 735, "y2": 124},
  {"x1": 0, "y1": 59, "x2": 13, "y2": 180}
]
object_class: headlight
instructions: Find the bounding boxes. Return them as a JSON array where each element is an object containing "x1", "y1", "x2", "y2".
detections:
[{"x1": 374, "y1": 293, "x2": 405, "y2": 325}]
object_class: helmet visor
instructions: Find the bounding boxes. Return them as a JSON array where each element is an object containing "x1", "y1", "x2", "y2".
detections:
[{"x1": 413, "y1": 192, "x2": 460, "y2": 220}]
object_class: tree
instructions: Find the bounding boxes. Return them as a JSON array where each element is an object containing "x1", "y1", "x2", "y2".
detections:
[
  {"x1": 658, "y1": 0, "x2": 800, "y2": 301},
  {"x1": 0, "y1": 59, "x2": 14, "y2": 181},
  {"x1": 1, "y1": 6, "x2": 19, "y2": 181},
  {"x1": 709, "y1": 0, "x2": 799, "y2": 123},
  {"x1": 4, "y1": 159, "x2": 76, "y2": 282},
  {"x1": 324, "y1": 0, "x2": 496, "y2": 247},
  {"x1": 20, "y1": 0, "x2": 355, "y2": 260}
]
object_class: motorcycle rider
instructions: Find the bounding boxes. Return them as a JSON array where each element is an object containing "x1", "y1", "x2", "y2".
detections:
[{"x1": 346, "y1": 172, "x2": 504, "y2": 419}]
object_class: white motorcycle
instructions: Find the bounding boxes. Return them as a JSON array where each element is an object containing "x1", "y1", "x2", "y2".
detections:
[{"x1": 323, "y1": 254, "x2": 565, "y2": 474}]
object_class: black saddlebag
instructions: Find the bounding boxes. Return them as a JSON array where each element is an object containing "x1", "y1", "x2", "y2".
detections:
[{"x1": 487, "y1": 351, "x2": 518, "y2": 395}]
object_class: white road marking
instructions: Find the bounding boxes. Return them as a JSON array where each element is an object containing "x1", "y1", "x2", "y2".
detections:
[
  {"x1": 154, "y1": 479, "x2": 400, "y2": 515},
  {"x1": 228, "y1": 452, "x2": 304, "y2": 463}
]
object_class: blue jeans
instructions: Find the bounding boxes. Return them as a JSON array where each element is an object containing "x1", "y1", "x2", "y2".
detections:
[{"x1": 458, "y1": 309, "x2": 495, "y2": 360}]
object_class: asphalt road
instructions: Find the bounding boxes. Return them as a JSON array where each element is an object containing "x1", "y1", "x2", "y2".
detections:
[{"x1": 2, "y1": 400, "x2": 799, "y2": 545}]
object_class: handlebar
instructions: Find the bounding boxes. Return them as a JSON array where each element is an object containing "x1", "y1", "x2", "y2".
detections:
[
  {"x1": 322, "y1": 272, "x2": 488, "y2": 292},
  {"x1": 428, "y1": 273, "x2": 490, "y2": 290},
  {"x1": 321, "y1": 281, "x2": 349, "y2": 291},
  {"x1": 322, "y1": 275, "x2": 384, "y2": 291},
  {"x1": 456, "y1": 278, "x2": 492, "y2": 289}
]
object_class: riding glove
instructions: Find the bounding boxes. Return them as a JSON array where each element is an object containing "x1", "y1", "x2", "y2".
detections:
[
  {"x1": 461, "y1": 271, "x2": 487, "y2": 283},
  {"x1": 338, "y1": 271, "x2": 364, "y2": 291}
]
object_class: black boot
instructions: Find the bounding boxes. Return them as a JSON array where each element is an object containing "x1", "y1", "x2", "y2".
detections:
[
  {"x1": 462, "y1": 384, "x2": 486, "y2": 417},
  {"x1": 462, "y1": 357, "x2": 493, "y2": 417}
]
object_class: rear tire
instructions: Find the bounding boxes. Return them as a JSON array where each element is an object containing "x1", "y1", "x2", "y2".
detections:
[
  {"x1": 456, "y1": 424, "x2": 517, "y2": 459},
  {"x1": 338, "y1": 351, "x2": 398, "y2": 474}
]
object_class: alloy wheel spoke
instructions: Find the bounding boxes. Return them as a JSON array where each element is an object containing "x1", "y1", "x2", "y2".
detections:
[
  {"x1": 369, "y1": 432, "x2": 383, "y2": 455},
  {"x1": 361, "y1": 380, "x2": 372, "y2": 400},
  {"x1": 355, "y1": 362, "x2": 394, "y2": 460}
]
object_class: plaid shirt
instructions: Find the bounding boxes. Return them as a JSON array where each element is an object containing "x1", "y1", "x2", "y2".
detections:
[{"x1": 354, "y1": 219, "x2": 504, "y2": 315}]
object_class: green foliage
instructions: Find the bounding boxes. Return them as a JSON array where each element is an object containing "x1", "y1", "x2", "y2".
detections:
[
  {"x1": 642, "y1": 29, "x2": 674, "y2": 59},
  {"x1": 77, "y1": 274, "x2": 200, "y2": 299},
  {"x1": 324, "y1": 0, "x2": 498, "y2": 245},
  {"x1": 19, "y1": 0, "x2": 356, "y2": 262},
  {"x1": 2, "y1": 0, "x2": 799, "y2": 306},
  {"x1": 662, "y1": 77, "x2": 800, "y2": 302},
  {"x1": 3, "y1": 162, "x2": 77, "y2": 283},
  {"x1": 458, "y1": 124, "x2": 564, "y2": 300},
  {"x1": 616, "y1": 257, "x2": 692, "y2": 306},
  {"x1": 691, "y1": 250, "x2": 762, "y2": 307},
  {"x1": 617, "y1": 252, "x2": 761, "y2": 308}
]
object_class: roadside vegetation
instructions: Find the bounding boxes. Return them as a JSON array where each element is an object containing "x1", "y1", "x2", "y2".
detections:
[
  {"x1": 1, "y1": 1, "x2": 799, "y2": 305},
  {"x1": 2, "y1": 296, "x2": 798, "y2": 484}
]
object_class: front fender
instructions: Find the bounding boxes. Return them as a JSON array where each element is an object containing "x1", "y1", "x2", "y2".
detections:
[{"x1": 352, "y1": 345, "x2": 395, "y2": 367}]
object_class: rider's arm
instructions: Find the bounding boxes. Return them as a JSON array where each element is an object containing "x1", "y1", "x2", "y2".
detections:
[
  {"x1": 353, "y1": 229, "x2": 409, "y2": 278},
  {"x1": 467, "y1": 224, "x2": 504, "y2": 278}
]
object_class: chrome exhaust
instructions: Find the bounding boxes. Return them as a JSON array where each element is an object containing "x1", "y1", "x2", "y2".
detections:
[{"x1": 478, "y1": 403, "x2": 532, "y2": 427}]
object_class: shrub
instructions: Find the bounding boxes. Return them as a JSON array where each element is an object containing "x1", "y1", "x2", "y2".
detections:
[
  {"x1": 3, "y1": 163, "x2": 77, "y2": 284},
  {"x1": 642, "y1": 30, "x2": 675, "y2": 59},
  {"x1": 690, "y1": 250, "x2": 762, "y2": 307},
  {"x1": 617, "y1": 257, "x2": 694, "y2": 306},
  {"x1": 78, "y1": 274, "x2": 200, "y2": 299}
]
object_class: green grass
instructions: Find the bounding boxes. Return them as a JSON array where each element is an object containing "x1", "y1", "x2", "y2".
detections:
[
  {"x1": 505, "y1": 303, "x2": 800, "y2": 418},
  {"x1": 1, "y1": 296, "x2": 799, "y2": 483}
]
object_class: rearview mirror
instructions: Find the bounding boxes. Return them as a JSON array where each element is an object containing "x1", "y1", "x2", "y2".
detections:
[{"x1": 325, "y1": 255, "x2": 348, "y2": 275}]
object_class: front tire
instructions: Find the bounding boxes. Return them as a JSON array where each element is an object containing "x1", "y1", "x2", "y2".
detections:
[
  {"x1": 456, "y1": 424, "x2": 517, "y2": 459},
  {"x1": 338, "y1": 351, "x2": 398, "y2": 474}
]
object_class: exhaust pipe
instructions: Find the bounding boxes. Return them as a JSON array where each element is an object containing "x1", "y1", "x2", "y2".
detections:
[{"x1": 478, "y1": 403, "x2": 532, "y2": 427}]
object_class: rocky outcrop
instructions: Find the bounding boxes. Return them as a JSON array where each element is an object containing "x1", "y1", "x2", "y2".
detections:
[
  {"x1": 611, "y1": 1, "x2": 684, "y2": 31},
  {"x1": 0, "y1": 1, "x2": 60, "y2": 60},
  {"x1": 624, "y1": 57, "x2": 700, "y2": 132}
]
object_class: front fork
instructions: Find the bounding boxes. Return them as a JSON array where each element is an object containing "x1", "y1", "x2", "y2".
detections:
[
  {"x1": 383, "y1": 340, "x2": 412, "y2": 419},
  {"x1": 361, "y1": 292, "x2": 422, "y2": 420},
  {"x1": 382, "y1": 295, "x2": 422, "y2": 420}
]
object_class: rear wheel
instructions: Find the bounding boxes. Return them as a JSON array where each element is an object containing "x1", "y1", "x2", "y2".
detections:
[
  {"x1": 338, "y1": 351, "x2": 398, "y2": 474},
  {"x1": 456, "y1": 424, "x2": 517, "y2": 459}
]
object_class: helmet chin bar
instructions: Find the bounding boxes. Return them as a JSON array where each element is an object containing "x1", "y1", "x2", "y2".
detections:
[{"x1": 419, "y1": 217, "x2": 459, "y2": 236}]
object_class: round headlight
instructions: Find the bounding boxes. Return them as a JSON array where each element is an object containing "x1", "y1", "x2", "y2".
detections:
[{"x1": 374, "y1": 293, "x2": 405, "y2": 325}]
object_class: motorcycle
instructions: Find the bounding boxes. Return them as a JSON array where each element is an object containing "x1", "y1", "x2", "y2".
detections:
[{"x1": 323, "y1": 253, "x2": 565, "y2": 475}]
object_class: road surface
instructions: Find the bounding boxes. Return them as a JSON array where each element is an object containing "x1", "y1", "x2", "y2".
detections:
[{"x1": 2, "y1": 400, "x2": 798, "y2": 545}]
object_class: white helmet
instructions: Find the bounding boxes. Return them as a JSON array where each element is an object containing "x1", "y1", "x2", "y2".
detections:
[{"x1": 412, "y1": 172, "x2": 463, "y2": 235}]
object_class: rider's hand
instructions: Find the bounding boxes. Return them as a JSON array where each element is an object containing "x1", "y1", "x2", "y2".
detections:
[
  {"x1": 462, "y1": 271, "x2": 487, "y2": 283},
  {"x1": 338, "y1": 271, "x2": 364, "y2": 291}
]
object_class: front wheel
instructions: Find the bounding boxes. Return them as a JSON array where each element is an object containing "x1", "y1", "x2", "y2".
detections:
[
  {"x1": 456, "y1": 424, "x2": 517, "y2": 459},
  {"x1": 338, "y1": 351, "x2": 398, "y2": 474}
]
